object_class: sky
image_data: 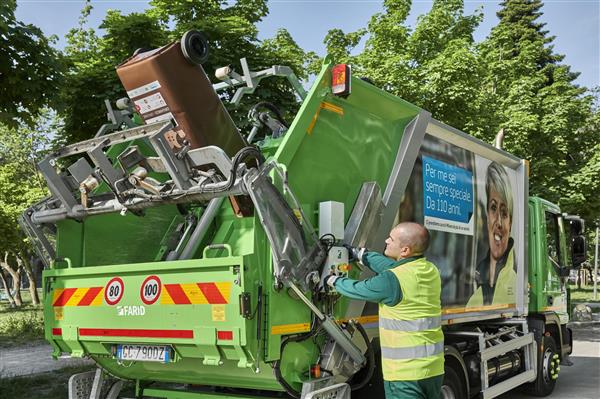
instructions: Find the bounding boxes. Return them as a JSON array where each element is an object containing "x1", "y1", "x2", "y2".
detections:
[{"x1": 14, "y1": 0, "x2": 600, "y2": 90}]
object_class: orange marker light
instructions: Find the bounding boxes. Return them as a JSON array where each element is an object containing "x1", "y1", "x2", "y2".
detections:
[
  {"x1": 332, "y1": 64, "x2": 351, "y2": 96},
  {"x1": 310, "y1": 364, "x2": 321, "y2": 378}
]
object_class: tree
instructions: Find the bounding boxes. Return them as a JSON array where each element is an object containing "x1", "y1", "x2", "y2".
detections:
[
  {"x1": 0, "y1": 252, "x2": 23, "y2": 306},
  {"x1": 0, "y1": 267, "x2": 16, "y2": 307},
  {"x1": 57, "y1": 3, "x2": 167, "y2": 143},
  {"x1": 475, "y1": 0, "x2": 596, "y2": 214},
  {"x1": 320, "y1": 0, "x2": 598, "y2": 220},
  {"x1": 57, "y1": 0, "x2": 315, "y2": 144},
  {"x1": 562, "y1": 89, "x2": 600, "y2": 222},
  {"x1": 147, "y1": 0, "x2": 316, "y2": 129},
  {"x1": 0, "y1": 111, "x2": 54, "y2": 306},
  {"x1": 0, "y1": 0, "x2": 63, "y2": 127},
  {"x1": 318, "y1": 0, "x2": 483, "y2": 130}
]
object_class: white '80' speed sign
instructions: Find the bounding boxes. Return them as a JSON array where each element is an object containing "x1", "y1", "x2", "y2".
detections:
[{"x1": 104, "y1": 277, "x2": 124, "y2": 305}]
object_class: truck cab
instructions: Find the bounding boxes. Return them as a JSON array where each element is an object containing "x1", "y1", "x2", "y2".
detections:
[{"x1": 527, "y1": 197, "x2": 586, "y2": 380}]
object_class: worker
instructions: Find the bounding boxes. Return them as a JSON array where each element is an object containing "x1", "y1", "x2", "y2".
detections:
[
  {"x1": 326, "y1": 222, "x2": 444, "y2": 399},
  {"x1": 466, "y1": 161, "x2": 516, "y2": 307}
]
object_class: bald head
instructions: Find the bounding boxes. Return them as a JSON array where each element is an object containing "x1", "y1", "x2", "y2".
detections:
[{"x1": 384, "y1": 222, "x2": 430, "y2": 260}]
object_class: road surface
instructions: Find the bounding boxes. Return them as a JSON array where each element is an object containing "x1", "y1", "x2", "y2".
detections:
[
  {"x1": 500, "y1": 326, "x2": 600, "y2": 399},
  {"x1": 1, "y1": 327, "x2": 598, "y2": 398},
  {"x1": 0, "y1": 341, "x2": 93, "y2": 378}
]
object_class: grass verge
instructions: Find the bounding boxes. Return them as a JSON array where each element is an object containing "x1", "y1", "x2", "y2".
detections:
[
  {"x1": 569, "y1": 285, "x2": 600, "y2": 303},
  {"x1": 0, "y1": 290, "x2": 45, "y2": 347}
]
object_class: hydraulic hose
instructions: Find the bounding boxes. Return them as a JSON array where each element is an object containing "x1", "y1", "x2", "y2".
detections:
[
  {"x1": 350, "y1": 322, "x2": 376, "y2": 391},
  {"x1": 209, "y1": 146, "x2": 264, "y2": 193},
  {"x1": 273, "y1": 321, "x2": 375, "y2": 398},
  {"x1": 250, "y1": 101, "x2": 290, "y2": 128},
  {"x1": 273, "y1": 322, "x2": 320, "y2": 399}
]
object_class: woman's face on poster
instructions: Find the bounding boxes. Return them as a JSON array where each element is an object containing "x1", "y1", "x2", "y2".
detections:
[{"x1": 487, "y1": 188, "x2": 511, "y2": 261}]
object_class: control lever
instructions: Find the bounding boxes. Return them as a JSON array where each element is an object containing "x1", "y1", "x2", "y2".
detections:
[{"x1": 287, "y1": 282, "x2": 366, "y2": 367}]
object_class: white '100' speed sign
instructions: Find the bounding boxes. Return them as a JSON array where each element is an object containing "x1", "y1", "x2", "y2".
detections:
[{"x1": 140, "y1": 275, "x2": 161, "y2": 305}]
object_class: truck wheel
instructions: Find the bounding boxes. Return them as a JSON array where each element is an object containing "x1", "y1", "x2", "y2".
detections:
[
  {"x1": 529, "y1": 335, "x2": 559, "y2": 396},
  {"x1": 442, "y1": 366, "x2": 466, "y2": 399}
]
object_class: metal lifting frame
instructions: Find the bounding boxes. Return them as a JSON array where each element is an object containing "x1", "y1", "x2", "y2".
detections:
[
  {"x1": 22, "y1": 56, "x2": 367, "y2": 367},
  {"x1": 28, "y1": 135, "x2": 367, "y2": 369},
  {"x1": 213, "y1": 58, "x2": 307, "y2": 106},
  {"x1": 29, "y1": 57, "x2": 308, "y2": 225}
]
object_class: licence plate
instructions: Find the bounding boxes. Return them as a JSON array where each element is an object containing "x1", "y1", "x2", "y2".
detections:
[{"x1": 115, "y1": 344, "x2": 171, "y2": 363}]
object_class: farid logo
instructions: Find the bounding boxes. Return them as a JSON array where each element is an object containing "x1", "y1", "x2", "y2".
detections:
[{"x1": 117, "y1": 305, "x2": 146, "y2": 316}]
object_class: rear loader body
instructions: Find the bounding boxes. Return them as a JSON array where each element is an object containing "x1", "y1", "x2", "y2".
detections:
[{"x1": 23, "y1": 32, "x2": 586, "y2": 399}]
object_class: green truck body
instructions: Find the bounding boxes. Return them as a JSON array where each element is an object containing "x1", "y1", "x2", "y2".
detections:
[{"x1": 23, "y1": 36, "x2": 585, "y2": 399}]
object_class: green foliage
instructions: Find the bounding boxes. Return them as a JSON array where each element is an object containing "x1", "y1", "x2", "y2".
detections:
[
  {"x1": 561, "y1": 90, "x2": 600, "y2": 222},
  {"x1": 58, "y1": 2, "x2": 167, "y2": 143},
  {"x1": 473, "y1": 0, "x2": 597, "y2": 218},
  {"x1": 0, "y1": 307, "x2": 44, "y2": 342},
  {"x1": 319, "y1": 0, "x2": 599, "y2": 221},
  {"x1": 0, "y1": 0, "x2": 64, "y2": 127},
  {"x1": 569, "y1": 286, "x2": 600, "y2": 304},
  {"x1": 0, "y1": 113, "x2": 53, "y2": 254},
  {"x1": 318, "y1": 0, "x2": 484, "y2": 131},
  {"x1": 319, "y1": 28, "x2": 366, "y2": 68}
]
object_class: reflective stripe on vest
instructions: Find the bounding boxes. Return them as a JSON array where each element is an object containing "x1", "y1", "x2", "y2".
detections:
[
  {"x1": 379, "y1": 316, "x2": 441, "y2": 332},
  {"x1": 381, "y1": 341, "x2": 444, "y2": 360}
]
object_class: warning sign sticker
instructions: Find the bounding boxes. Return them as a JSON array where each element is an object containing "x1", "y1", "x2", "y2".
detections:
[
  {"x1": 140, "y1": 275, "x2": 162, "y2": 305},
  {"x1": 104, "y1": 277, "x2": 124, "y2": 306},
  {"x1": 127, "y1": 80, "x2": 161, "y2": 98},
  {"x1": 134, "y1": 92, "x2": 168, "y2": 115}
]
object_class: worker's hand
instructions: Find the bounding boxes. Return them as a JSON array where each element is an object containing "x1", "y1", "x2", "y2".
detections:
[
  {"x1": 324, "y1": 274, "x2": 339, "y2": 288},
  {"x1": 343, "y1": 244, "x2": 366, "y2": 263}
]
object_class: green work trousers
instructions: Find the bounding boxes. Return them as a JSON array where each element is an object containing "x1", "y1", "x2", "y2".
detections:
[{"x1": 384, "y1": 375, "x2": 444, "y2": 399}]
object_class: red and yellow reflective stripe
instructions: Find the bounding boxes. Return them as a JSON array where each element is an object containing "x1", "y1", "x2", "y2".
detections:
[
  {"x1": 52, "y1": 287, "x2": 103, "y2": 307},
  {"x1": 161, "y1": 282, "x2": 232, "y2": 305}
]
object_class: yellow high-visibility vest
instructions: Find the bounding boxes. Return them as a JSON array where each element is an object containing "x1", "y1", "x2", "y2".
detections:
[
  {"x1": 380, "y1": 257, "x2": 445, "y2": 381},
  {"x1": 466, "y1": 248, "x2": 516, "y2": 308}
]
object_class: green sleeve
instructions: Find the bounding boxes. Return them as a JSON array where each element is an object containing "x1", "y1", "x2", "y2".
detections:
[
  {"x1": 363, "y1": 252, "x2": 398, "y2": 274},
  {"x1": 333, "y1": 271, "x2": 402, "y2": 306}
]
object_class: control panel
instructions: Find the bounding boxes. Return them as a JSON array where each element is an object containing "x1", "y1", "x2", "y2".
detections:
[{"x1": 319, "y1": 246, "x2": 352, "y2": 293}]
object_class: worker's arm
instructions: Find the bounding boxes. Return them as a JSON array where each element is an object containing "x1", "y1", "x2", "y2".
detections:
[
  {"x1": 362, "y1": 252, "x2": 398, "y2": 274},
  {"x1": 332, "y1": 271, "x2": 402, "y2": 306}
]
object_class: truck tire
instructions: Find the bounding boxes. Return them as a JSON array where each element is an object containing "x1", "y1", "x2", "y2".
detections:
[
  {"x1": 442, "y1": 366, "x2": 467, "y2": 399},
  {"x1": 528, "y1": 335, "x2": 559, "y2": 396}
]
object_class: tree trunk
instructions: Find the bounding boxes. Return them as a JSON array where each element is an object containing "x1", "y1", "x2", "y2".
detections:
[
  {"x1": 17, "y1": 253, "x2": 40, "y2": 305},
  {"x1": 1, "y1": 251, "x2": 23, "y2": 306},
  {"x1": 0, "y1": 269, "x2": 16, "y2": 307}
]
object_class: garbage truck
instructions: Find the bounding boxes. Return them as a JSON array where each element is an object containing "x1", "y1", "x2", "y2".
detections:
[{"x1": 21, "y1": 31, "x2": 587, "y2": 399}]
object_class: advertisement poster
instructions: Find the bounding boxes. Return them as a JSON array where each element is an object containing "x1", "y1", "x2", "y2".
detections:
[{"x1": 398, "y1": 134, "x2": 521, "y2": 312}]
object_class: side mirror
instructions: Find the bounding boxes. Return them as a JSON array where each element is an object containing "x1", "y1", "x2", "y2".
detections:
[
  {"x1": 571, "y1": 236, "x2": 586, "y2": 267},
  {"x1": 564, "y1": 214, "x2": 585, "y2": 235}
]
